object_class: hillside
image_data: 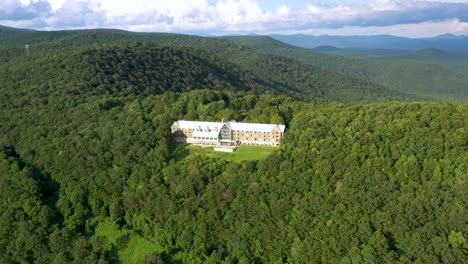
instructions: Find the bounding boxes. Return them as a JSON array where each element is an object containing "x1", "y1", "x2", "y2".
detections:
[
  {"x1": 312, "y1": 47, "x2": 417, "y2": 57},
  {"x1": 1, "y1": 88, "x2": 466, "y2": 262},
  {"x1": 271, "y1": 34, "x2": 468, "y2": 51},
  {"x1": 315, "y1": 47, "x2": 468, "y2": 77},
  {"x1": 0, "y1": 43, "x2": 283, "y2": 98},
  {"x1": 221, "y1": 36, "x2": 468, "y2": 102},
  {"x1": 0, "y1": 29, "x2": 415, "y2": 103},
  {"x1": 387, "y1": 49, "x2": 468, "y2": 76},
  {"x1": 0, "y1": 27, "x2": 467, "y2": 263},
  {"x1": 0, "y1": 25, "x2": 32, "y2": 36}
]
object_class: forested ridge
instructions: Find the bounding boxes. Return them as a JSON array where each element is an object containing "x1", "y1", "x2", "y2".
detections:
[
  {"x1": 221, "y1": 36, "x2": 468, "y2": 102},
  {"x1": 0, "y1": 43, "x2": 281, "y2": 98},
  {"x1": 0, "y1": 27, "x2": 467, "y2": 263},
  {"x1": 0, "y1": 28, "x2": 417, "y2": 103}
]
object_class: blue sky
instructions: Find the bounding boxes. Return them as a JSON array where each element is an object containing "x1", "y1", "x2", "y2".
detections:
[
  {"x1": 2, "y1": 0, "x2": 468, "y2": 37},
  {"x1": 260, "y1": 0, "x2": 313, "y2": 11}
]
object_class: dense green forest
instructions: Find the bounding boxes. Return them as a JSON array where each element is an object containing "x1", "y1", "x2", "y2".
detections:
[
  {"x1": 0, "y1": 25, "x2": 32, "y2": 37},
  {"x1": 221, "y1": 36, "x2": 468, "y2": 102},
  {"x1": 1, "y1": 27, "x2": 467, "y2": 263},
  {"x1": 0, "y1": 28, "x2": 418, "y2": 103},
  {"x1": 313, "y1": 48, "x2": 468, "y2": 85}
]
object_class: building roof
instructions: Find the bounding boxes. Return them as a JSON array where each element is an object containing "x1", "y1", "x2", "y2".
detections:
[
  {"x1": 230, "y1": 122, "x2": 286, "y2": 133},
  {"x1": 173, "y1": 120, "x2": 286, "y2": 133},
  {"x1": 175, "y1": 120, "x2": 223, "y2": 130}
]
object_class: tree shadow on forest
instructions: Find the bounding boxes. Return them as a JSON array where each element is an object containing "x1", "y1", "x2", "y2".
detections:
[
  {"x1": 170, "y1": 143, "x2": 191, "y2": 162},
  {"x1": 2, "y1": 146, "x2": 64, "y2": 227}
]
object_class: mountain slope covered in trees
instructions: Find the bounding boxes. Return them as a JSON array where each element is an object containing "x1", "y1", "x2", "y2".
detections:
[
  {"x1": 0, "y1": 27, "x2": 466, "y2": 263},
  {"x1": 222, "y1": 36, "x2": 468, "y2": 102},
  {"x1": 0, "y1": 25, "x2": 32, "y2": 36},
  {"x1": 311, "y1": 47, "x2": 468, "y2": 79},
  {"x1": 1, "y1": 88, "x2": 466, "y2": 262},
  {"x1": 383, "y1": 49, "x2": 468, "y2": 77},
  {"x1": 0, "y1": 28, "x2": 416, "y2": 103},
  {"x1": 270, "y1": 34, "x2": 468, "y2": 51},
  {"x1": 0, "y1": 43, "x2": 283, "y2": 98}
]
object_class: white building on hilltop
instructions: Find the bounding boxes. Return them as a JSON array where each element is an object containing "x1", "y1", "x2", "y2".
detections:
[{"x1": 171, "y1": 120, "x2": 286, "y2": 148}]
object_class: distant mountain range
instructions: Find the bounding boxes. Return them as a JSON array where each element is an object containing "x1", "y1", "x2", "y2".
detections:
[
  {"x1": 221, "y1": 35, "x2": 468, "y2": 102},
  {"x1": 270, "y1": 34, "x2": 468, "y2": 52}
]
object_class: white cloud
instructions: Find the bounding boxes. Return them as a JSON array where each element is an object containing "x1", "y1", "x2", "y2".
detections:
[
  {"x1": 283, "y1": 18, "x2": 468, "y2": 38},
  {"x1": 1, "y1": 0, "x2": 51, "y2": 20},
  {"x1": 2, "y1": 0, "x2": 468, "y2": 36},
  {"x1": 45, "y1": 0, "x2": 105, "y2": 28}
]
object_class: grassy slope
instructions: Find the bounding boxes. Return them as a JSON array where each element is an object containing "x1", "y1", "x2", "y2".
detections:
[
  {"x1": 94, "y1": 221, "x2": 163, "y2": 264},
  {"x1": 221, "y1": 36, "x2": 468, "y2": 102},
  {"x1": 172, "y1": 144, "x2": 276, "y2": 163},
  {"x1": 0, "y1": 28, "x2": 416, "y2": 103}
]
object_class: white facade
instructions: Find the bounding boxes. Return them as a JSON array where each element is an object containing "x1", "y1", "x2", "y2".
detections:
[{"x1": 171, "y1": 120, "x2": 285, "y2": 147}]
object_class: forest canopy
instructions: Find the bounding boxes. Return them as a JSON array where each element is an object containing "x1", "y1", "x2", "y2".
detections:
[{"x1": 0, "y1": 27, "x2": 466, "y2": 263}]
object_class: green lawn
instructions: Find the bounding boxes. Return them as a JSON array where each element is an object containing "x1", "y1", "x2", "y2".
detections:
[
  {"x1": 94, "y1": 220, "x2": 163, "y2": 264},
  {"x1": 172, "y1": 144, "x2": 277, "y2": 162}
]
